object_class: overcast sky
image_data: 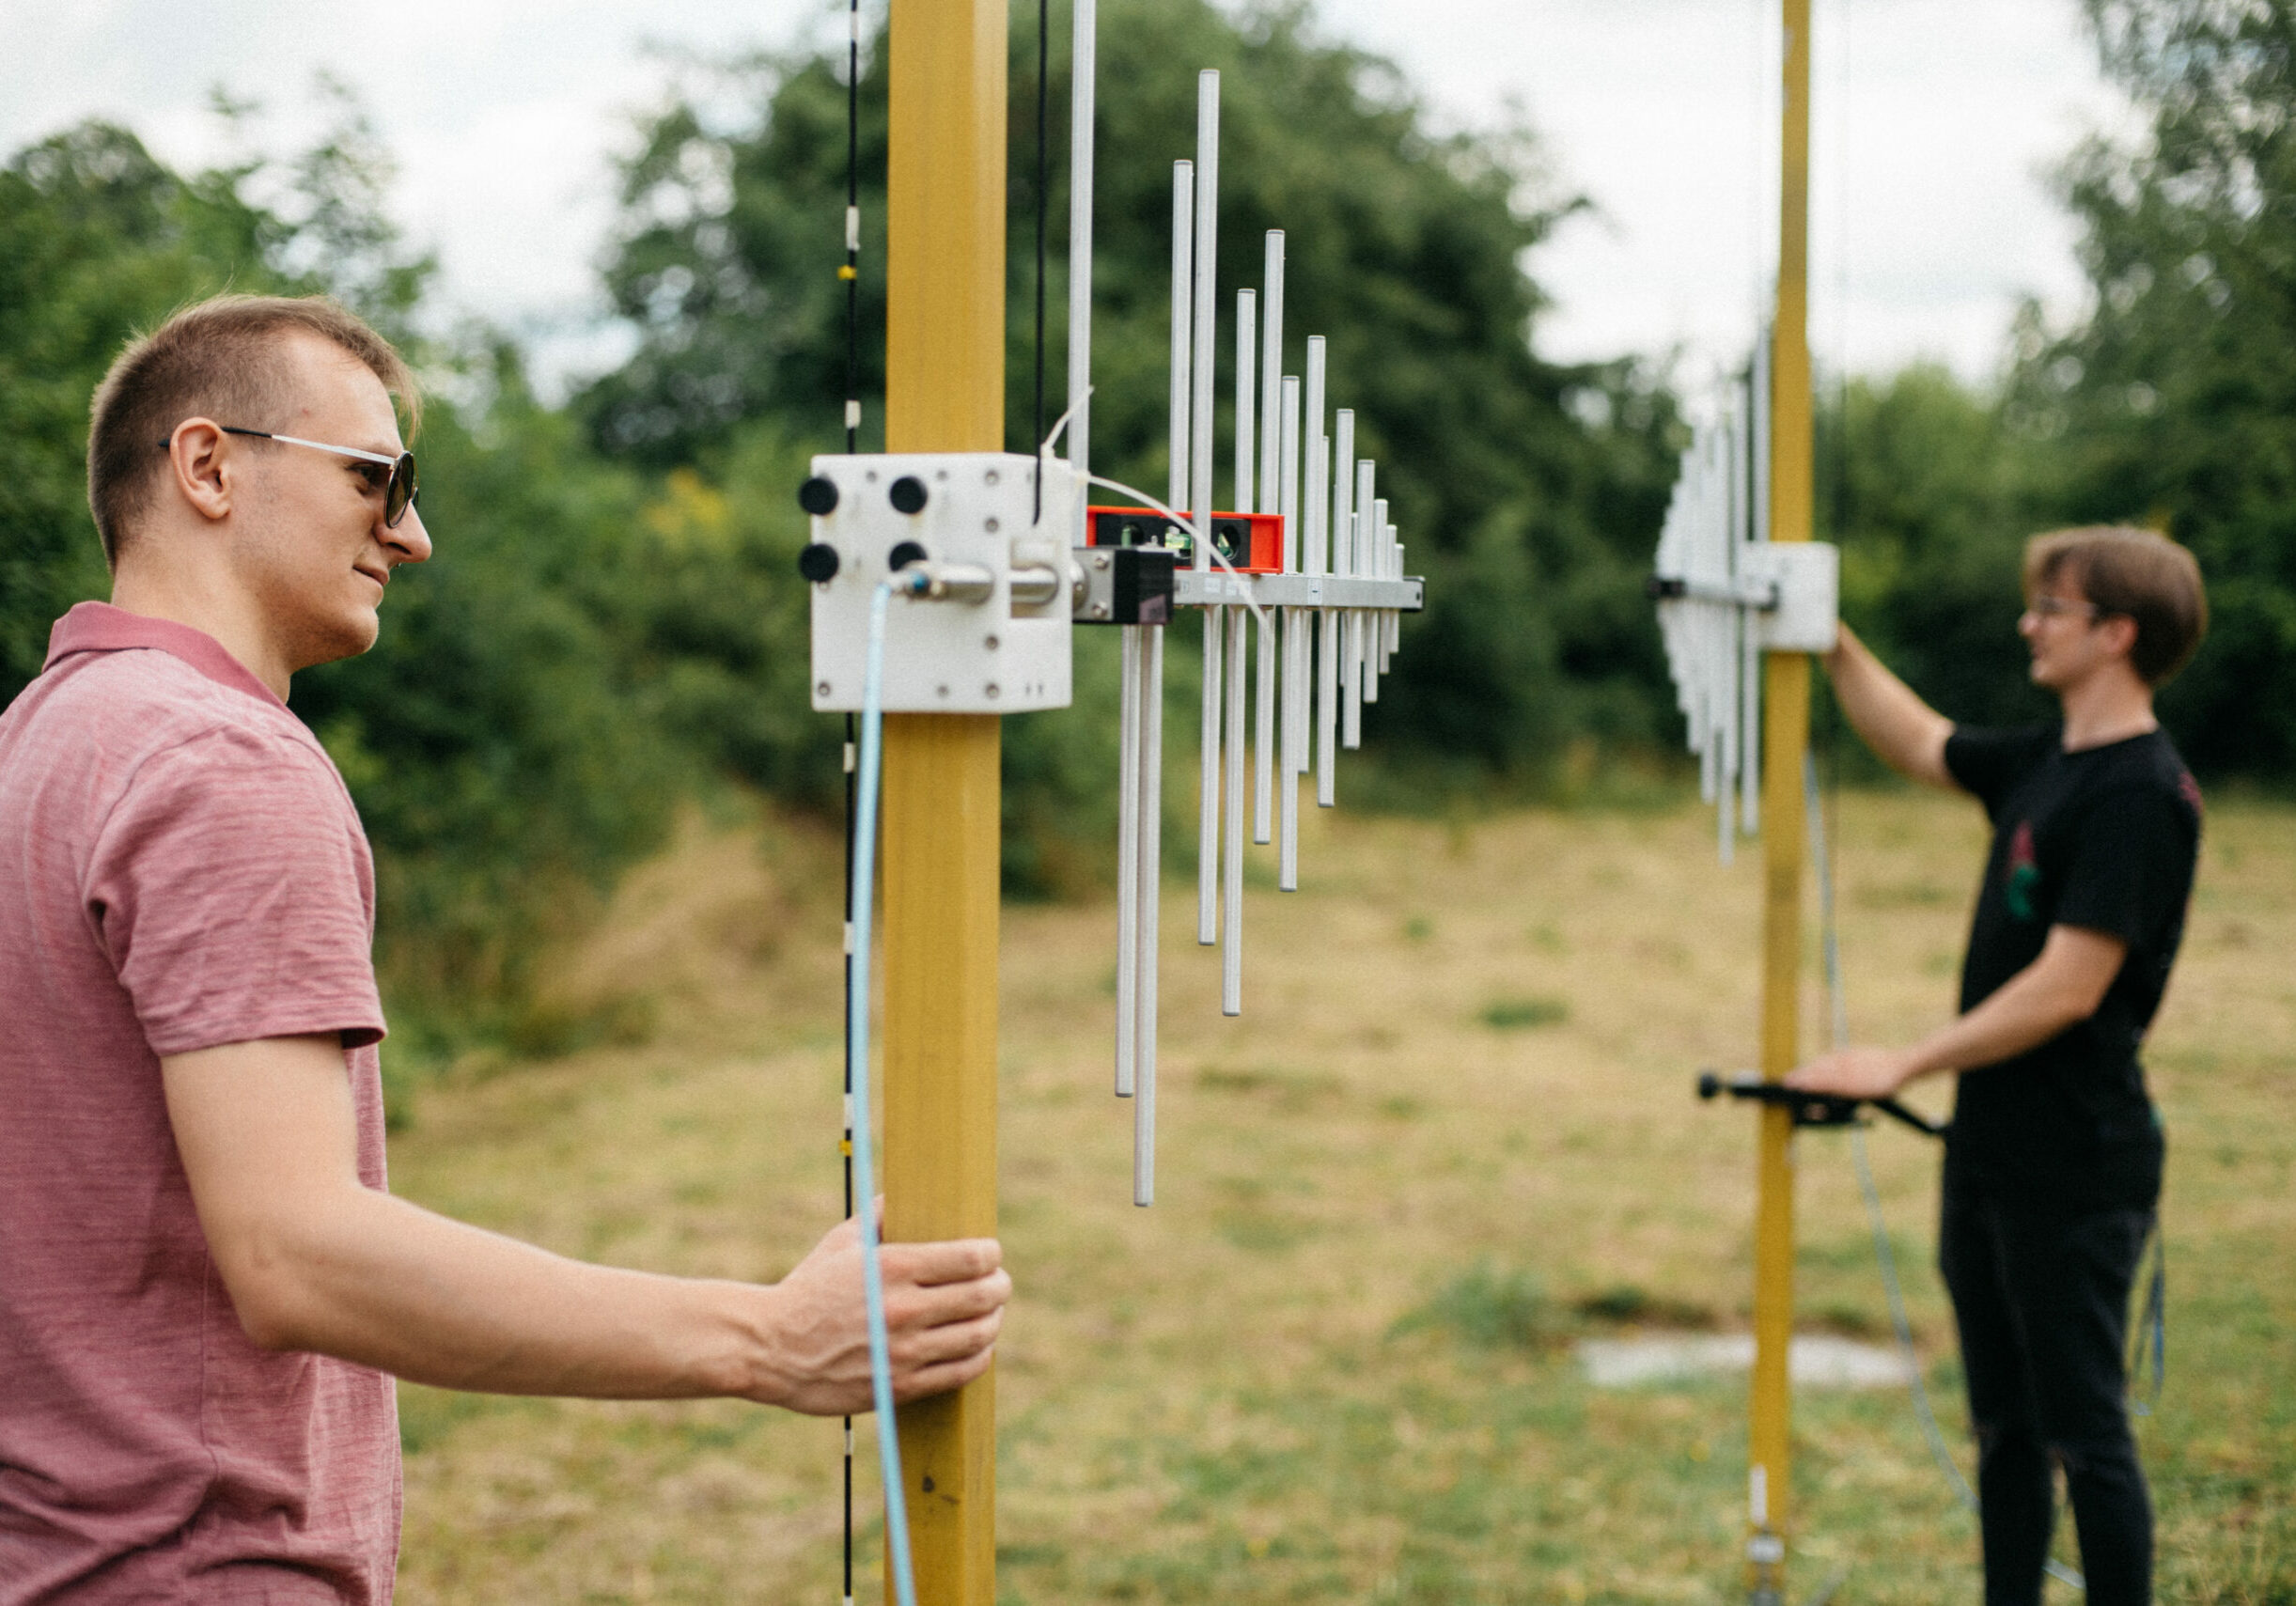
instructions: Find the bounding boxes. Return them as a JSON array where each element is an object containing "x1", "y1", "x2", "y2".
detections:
[{"x1": 8, "y1": 0, "x2": 2137, "y2": 404}]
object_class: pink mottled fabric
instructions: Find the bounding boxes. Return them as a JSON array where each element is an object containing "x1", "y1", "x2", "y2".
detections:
[{"x1": 0, "y1": 603, "x2": 398, "y2": 1603}]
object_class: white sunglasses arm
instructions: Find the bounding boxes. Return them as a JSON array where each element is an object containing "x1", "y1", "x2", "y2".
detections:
[{"x1": 262, "y1": 433, "x2": 401, "y2": 468}]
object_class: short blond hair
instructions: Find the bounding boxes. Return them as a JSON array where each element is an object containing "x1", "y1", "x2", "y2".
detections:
[
  {"x1": 86, "y1": 294, "x2": 419, "y2": 567},
  {"x1": 2023, "y1": 525, "x2": 2208, "y2": 686}
]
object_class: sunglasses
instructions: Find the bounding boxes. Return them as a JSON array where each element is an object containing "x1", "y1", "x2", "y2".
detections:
[{"x1": 159, "y1": 425, "x2": 420, "y2": 528}]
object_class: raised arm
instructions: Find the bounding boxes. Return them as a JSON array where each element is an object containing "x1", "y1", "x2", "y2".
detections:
[
  {"x1": 163, "y1": 1034, "x2": 1009, "y2": 1415},
  {"x1": 1823, "y1": 622, "x2": 1957, "y2": 789}
]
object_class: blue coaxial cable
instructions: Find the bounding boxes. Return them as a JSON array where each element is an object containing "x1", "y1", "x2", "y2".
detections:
[{"x1": 849, "y1": 579, "x2": 917, "y2": 1606}]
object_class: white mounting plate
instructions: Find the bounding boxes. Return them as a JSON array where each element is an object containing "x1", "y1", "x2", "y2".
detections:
[
  {"x1": 1742, "y1": 541, "x2": 1839, "y2": 654},
  {"x1": 806, "y1": 452, "x2": 1076, "y2": 713},
  {"x1": 1174, "y1": 571, "x2": 1425, "y2": 611}
]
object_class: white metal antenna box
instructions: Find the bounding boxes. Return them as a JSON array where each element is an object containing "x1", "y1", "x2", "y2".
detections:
[
  {"x1": 804, "y1": 452, "x2": 1078, "y2": 714},
  {"x1": 1741, "y1": 541, "x2": 1839, "y2": 655}
]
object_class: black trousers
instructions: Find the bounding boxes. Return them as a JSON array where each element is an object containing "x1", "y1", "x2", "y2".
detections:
[{"x1": 1939, "y1": 1181, "x2": 2154, "y2": 1606}]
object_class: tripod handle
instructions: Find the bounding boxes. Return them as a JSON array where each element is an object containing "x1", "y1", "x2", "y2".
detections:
[{"x1": 1695, "y1": 1070, "x2": 1945, "y2": 1140}]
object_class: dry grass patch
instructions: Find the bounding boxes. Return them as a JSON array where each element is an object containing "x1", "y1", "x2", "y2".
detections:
[{"x1": 389, "y1": 791, "x2": 2295, "y2": 1603}]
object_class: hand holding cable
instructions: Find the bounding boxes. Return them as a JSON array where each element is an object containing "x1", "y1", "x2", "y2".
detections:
[{"x1": 741, "y1": 1209, "x2": 1007, "y2": 1417}]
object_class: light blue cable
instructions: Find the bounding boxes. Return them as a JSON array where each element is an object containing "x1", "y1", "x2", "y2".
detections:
[{"x1": 850, "y1": 579, "x2": 918, "y2": 1606}]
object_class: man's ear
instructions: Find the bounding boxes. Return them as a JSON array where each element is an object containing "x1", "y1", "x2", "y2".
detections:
[
  {"x1": 2097, "y1": 611, "x2": 2140, "y2": 663},
  {"x1": 164, "y1": 420, "x2": 236, "y2": 525}
]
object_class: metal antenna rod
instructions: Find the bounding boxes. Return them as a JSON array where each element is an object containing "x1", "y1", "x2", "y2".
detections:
[
  {"x1": 1235, "y1": 290, "x2": 1257, "y2": 520},
  {"x1": 1254, "y1": 232, "x2": 1286, "y2": 847},
  {"x1": 1359, "y1": 492, "x2": 1377, "y2": 697},
  {"x1": 1192, "y1": 72, "x2": 1222, "y2": 954},
  {"x1": 1065, "y1": 0, "x2": 1096, "y2": 553},
  {"x1": 1258, "y1": 234, "x2": 1286, "y2": 521},
  {"x1": 1070, "y1": 0, "x2": 1132, "y2": 1102},
  {"x1": 1345, "y1": 458, "x2": 1373, "y2": 750},
  {"x1": 1254, "y1": 585, "x2": 1276, "y2": 819},
  {"x1": 1723, "y1": 424, "x2": 1739, "y2": 830},
  {"x1": 1116, "y1": 628, "x2": 1141, "y2": 1099},
  {"x1": 1196, "y1": 604, "x2": 1223, "y2": 947},
  {"x1": 1168, "y1": 163, "x2": 1194, "y2": 519},
  {"x1": 1221, "y1": 283, "x2": 1255, "y2": 1016},
  {"x1": 1745, "y1": 338, "x2": 1772, "y2": 836},
  {"x1": 1300, "y1": 337, "x2": 1329, "y2": 839},
  {"x1": 1134, "y1": 614, "x2": 1164, "y2": 1205},
  {"x1": 1137, "y1": 155, "x2": 1193, "y2": 1202},
  {"x1": 1382, "y1": 512, "x2": 1400, "y2": 674},
  {"x1": 1223, "y1": 282, "x2": 1255, "y2": 1014},
  {"x1": 1320, "y1": 407, "x2": 1351, "y2": 805},
  {"x1": 1277, "y1": 372, "x2": 1303, "y2": 890},
  {"x1": 1222, "y1": 599, "x2": 1247, "y2": 1014}
]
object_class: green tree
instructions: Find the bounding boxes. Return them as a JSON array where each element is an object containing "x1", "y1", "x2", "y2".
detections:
[
  {"x1": 0, "y1": 91, "x2": 430, "y2": 706},
  {"x1": 1820, "y1": 364, "x2": 2055, "y2": 735},
  {"x1": 0, "y1": 113, "x2": 685, "y2": 1043},
  {"x1": 584, "y1": 0, "x2": 1686, "y2": 791},
  {"x1": 2008, "y1": 0, "x2": 2296, "y2": 776},
  {"x1": 289, "y1": 364, "x2": 690, "y2": 1041},
  {"x1": 0, "y1": 122, "x2": 288, "y2": 697}
]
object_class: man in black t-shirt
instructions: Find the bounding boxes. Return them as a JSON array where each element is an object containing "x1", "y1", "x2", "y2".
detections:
[{"x1": 1787, "y1": 526, "x2": 2207, "y2": 1606}]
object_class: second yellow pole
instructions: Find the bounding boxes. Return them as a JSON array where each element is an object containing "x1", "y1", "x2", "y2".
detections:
[
  {"x1": 882, "y1": 0, "x2": 1007, "y2": 1600},
  {"x1": 1748, "y1": 0, "x2": 1813, "y2": 1598}
]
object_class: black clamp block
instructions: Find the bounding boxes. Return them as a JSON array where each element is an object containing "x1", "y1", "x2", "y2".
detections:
[{"x1": 1071, "y1": 545, "x2": 1178, "y2": 626}]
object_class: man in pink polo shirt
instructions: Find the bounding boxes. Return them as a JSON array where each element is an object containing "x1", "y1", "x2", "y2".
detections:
[{"x1": 0, "y1": 295, "x2": 1011, "y2": 1603}]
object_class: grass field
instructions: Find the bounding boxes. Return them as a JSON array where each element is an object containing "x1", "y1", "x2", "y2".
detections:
[{"x1": 387, "y1": 787, "x2": 2294, "y2": 1604}]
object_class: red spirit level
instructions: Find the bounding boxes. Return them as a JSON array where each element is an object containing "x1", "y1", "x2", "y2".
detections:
[{"x1": 1086, "y1": 506, "x2": 1284, "y2": 574}]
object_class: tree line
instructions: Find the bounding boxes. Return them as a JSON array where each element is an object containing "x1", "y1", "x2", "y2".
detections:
[{"x1": 2, "y1": 0, "x2": 2286, "y2": 1057}]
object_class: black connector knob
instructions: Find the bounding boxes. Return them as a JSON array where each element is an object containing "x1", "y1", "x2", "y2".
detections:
[
  {"x1": 889, "y1": 476, "x2": 929, "y2": 514},
  {"x1": 798, "y1": 476, "x2": 840, "y2": 516},
  {"x1": 797, "y1": 543, "x2": 841, "y2": 583},
  {"x1": 887, "y1": 540, "x2": 928, "y2": 571}
]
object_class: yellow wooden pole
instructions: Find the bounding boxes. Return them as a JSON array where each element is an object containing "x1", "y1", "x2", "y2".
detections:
[
  {"x1": 882, "y1": 0, "x2": 1007, "y2": 1600},
  {"x1": 1748, "y1": 1, "x2": 1812, "y2": 1599}
]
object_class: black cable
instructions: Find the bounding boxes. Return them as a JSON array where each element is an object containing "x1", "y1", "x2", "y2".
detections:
[
  {"x1": 1031, "y1": 0, "x2": 1050, "y2": 521},
  {"x1": 2130, "y1": 1229, "x2": 2166, "y2": 1415},
  {"x1": 841, "y1": 711, "x2": 857, "y2": 1606},
  {"x1": 839, "y1": 4, "x2": 862, "y2": 1598},
  {"x1": 845, "y1": 0, "x2": 862, "y2": 456}
]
